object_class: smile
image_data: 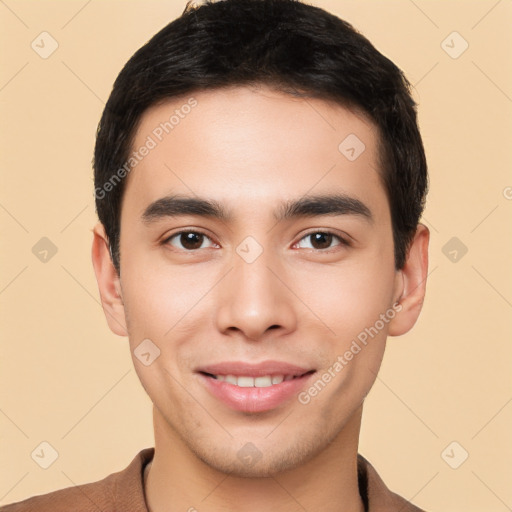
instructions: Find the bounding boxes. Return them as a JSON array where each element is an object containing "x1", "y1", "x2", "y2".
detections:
[
  {"x1": 204, "y1": 373, "x2": 310, "y2": 387},
  {"x1": 196, "y1": 362, "x2": 316, "y2": 412}
]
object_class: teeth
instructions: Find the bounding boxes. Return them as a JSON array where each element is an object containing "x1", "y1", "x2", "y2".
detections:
[
  {"x1": 254, "y1": 376, "x2": 272, "y2": 387},
  {"x1": 212, "y1": 374, "x2": 293, "y2": 387},
  {"x1": 224, "y1": 375, "x2": 237, "y2": 385},
  {"x1": 271, "y1": 375, "x2": 284, "y2": 385},
  {"x1": 237, "y1": 376, "x2": 255, "y2": 387}
]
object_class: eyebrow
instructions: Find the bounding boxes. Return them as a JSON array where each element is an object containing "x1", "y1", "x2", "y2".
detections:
[{"x1": 141, "y1": 193, "x2": 373, "y2": 225}]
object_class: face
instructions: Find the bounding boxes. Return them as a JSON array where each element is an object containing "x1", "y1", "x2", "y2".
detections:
[{"x1": 94, "y1": 85, "x2": 424, "y2": 477}]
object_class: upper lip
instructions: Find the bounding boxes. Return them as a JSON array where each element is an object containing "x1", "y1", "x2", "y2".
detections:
[{"x1": 197, "y1": 360, "x2": 314, "y2": 377}]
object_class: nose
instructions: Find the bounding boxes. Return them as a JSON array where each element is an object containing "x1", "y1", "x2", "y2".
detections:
[{"x1": 214, "y1": 246, "x2": 297, "y2": 342}]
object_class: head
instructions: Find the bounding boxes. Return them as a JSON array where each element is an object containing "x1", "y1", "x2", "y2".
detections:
[{"x1": 92, "y1": 0, "x2": 429, "y2": 477}]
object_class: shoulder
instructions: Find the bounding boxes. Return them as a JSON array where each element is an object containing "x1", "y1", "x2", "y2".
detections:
[
  {"x1": 0, "y1": 477, "x2": 114, "y2": 512},
  {"x1": 0, "y1": 448, "x2": 154, "y2": 512},
  {"x1": 358, "y1": 454, "x2": 428, "y2": 512}
]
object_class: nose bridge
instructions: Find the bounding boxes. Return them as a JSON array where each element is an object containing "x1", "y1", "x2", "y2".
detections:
[{"x1": 214, "y1": 238, "x2": 296, "y2": 340}]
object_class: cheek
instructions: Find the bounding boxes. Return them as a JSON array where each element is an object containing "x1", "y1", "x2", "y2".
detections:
[
  {"x1": 123, "y1": 269, "x2": 201, "y2": 336},
  {"x1": 293, "y1": 254, "x2": 395, "y2": 339},
  {"x1": 121, "y1": 249, "x2": 224, "y2": 356}
]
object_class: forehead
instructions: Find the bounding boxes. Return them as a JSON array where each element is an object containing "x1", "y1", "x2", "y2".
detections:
[{"x1": 122, "y1": 85, "x2": 387, "y2": 223}]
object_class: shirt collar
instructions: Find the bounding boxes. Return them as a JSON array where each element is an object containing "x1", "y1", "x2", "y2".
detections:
[{"x1": 114, "y1": 448, "x2": 424, "y2": 512}]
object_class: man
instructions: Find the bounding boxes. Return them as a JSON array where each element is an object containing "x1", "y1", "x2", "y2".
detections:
[{"x1": 1, "y1": 0, "x2": 429, "y2": 510}]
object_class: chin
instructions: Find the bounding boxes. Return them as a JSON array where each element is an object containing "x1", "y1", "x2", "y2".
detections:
[{"x1": 190, "y1": 434, "x2": 327, "y2": 478}]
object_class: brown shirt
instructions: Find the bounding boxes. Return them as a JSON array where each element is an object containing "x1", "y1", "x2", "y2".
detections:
[{"x1": 0, "y1": 448, "x2": 426, "y2": 511}]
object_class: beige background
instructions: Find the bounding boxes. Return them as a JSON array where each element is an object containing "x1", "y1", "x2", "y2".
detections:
[{"x1": 1, "y1": 0, "x2": 511, "y2": 510}]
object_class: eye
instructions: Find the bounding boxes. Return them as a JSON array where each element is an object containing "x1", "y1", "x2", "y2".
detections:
[
  {"x1": 295, "y1": 231, "x2": 351, "y2": 252},
  {"x1": 163, "y1": 230, "x2": 217, "y2": 251},
  {"x1": 162, "y1": 229, "x2": 351, "y2": 253}
]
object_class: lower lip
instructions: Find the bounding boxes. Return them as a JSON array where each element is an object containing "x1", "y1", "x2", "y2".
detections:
[{"x1": 197, "y1": 372, "x2": 315, "y2": 413}]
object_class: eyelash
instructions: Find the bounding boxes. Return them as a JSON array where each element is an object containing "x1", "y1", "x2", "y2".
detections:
[{"x1": 161, "y1": 229, "x2": 352, "y2": 253}]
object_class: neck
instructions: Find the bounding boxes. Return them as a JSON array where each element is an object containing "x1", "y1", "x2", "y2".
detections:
[{"x1": 144, "y1": 406, "x2": 365, "y2": 512}]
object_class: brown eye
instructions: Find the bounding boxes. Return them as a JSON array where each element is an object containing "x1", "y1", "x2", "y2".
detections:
[
  {"x1": 296, "y1": 231, "x2": 349, "y2": 251},
  {"x1": 164, "y1": 231, "x2": 214, "y2": 251},
  {"x1": 310, "y1": 232, "x2": 333, "y2": 250}
]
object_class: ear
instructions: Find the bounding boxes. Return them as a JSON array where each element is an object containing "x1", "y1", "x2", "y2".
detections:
[
  {"x1": 91, "y1": 222, "x2": 128, "y2": 336},
  {"x1": 388, "y1": 223, "x2": 430, "y2": 337}
]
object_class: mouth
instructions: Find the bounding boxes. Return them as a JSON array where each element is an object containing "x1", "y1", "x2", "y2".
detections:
[
  {"x1": 199, "y1": 371, "x2": 315, "y2": 388},
  {"x1": 195, "y1": 361, "x2": 316, "y2": 412}
]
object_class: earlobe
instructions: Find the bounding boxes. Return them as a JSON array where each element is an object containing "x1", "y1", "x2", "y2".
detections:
[
  {"x1": 387, "y1": 223, "x2": 430, "y2": 337},
  {"x1": 91, "y1": 222, "x2": 128, "y2": 336}
]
